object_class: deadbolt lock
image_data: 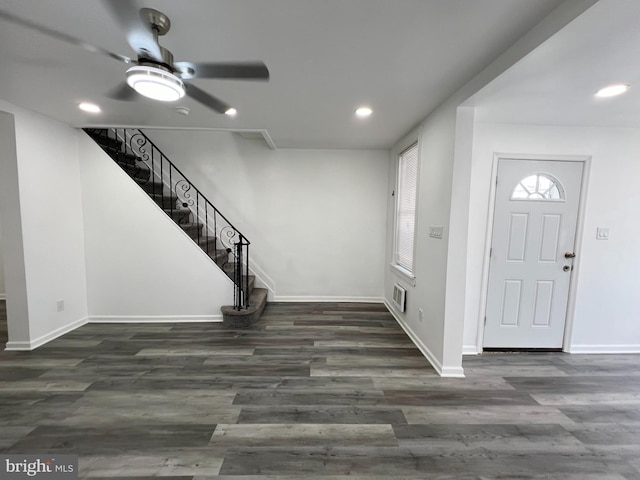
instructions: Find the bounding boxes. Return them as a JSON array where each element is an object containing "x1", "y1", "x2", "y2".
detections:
[{"x1": 563, "y1": 265, "x2": 571, "y2": 272}]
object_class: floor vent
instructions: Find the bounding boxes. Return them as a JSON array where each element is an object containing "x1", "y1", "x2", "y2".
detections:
[{"x1": 392, "y1": 284, "x2": 406, "y2": 312}]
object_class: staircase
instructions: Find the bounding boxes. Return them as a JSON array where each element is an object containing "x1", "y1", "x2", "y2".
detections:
[{"x1": 84, "y1": 128, "x2": 267, "y2": 327}]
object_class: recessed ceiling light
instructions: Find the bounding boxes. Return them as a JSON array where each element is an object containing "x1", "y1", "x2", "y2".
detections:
[
  {"x1": 78, "y1": 102, "x2": 101, "y2": 113},
  {"x1": 595, "y1": 84, "x2": 630, "y2": 98},
  {"x1": 355, "y1": 106, "x2": 373, "y2": 118},
  {"x1": 125, "y1": 65, "x2": 185, "y2": 101},
  {"x1": 225, "y1": 107, "x2": 237, "y2": 116}
]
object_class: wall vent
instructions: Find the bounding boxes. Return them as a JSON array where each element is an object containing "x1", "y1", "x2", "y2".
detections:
[{"x1": 392, "y1": 284, "x2": 406, "y2": 312}]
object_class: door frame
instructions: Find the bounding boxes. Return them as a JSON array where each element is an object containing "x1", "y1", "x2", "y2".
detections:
[{"x1": 475, "y1": 153, "x2": 591, "y2": 353}]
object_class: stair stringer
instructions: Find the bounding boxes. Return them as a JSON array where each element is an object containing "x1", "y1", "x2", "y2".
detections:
[{"x1": 247, "y1": 258, "x2": 276, "y2": 301}]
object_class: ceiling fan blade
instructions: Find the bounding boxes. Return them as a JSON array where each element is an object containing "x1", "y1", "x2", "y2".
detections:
[
  {"x1": 101, "y1": 0, "x2": 163, "y2": 62},
  {"x1": 0, "y1": 8, "x2": 132, "y2": 64},
  {"x1": 175, "y1": 61, "x2": 269, "y2": 80},
  {"x1": 186, "y1": 84, "x2": 231, "y2": 114},
  {"x1": 106, "y1": 82, "x2": 138, "y2": 101}
]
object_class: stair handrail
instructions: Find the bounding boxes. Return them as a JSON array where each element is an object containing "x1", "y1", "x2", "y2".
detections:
[
  {"x1": 134, "y1": 130, "x2": 245, "y2": 238},
  {"x1": 85, "y1": 127, "x2": 250, "y2": 310}
]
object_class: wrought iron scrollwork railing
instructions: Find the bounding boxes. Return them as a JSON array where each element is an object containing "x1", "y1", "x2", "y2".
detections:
[{"x1": 84, "y1": 127, "x2": 250, "y2": 310}]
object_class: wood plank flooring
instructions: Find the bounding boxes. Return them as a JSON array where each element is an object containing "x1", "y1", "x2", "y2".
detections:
[
  {"x1": 0, "y1": 301, "x2": 639, "y2": 478},
  {"x1": 0, "y1": 299, "x2": 7, "y2": 349}
]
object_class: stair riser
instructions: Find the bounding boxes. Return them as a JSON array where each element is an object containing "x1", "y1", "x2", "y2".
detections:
[
  {"x1": 139, "y1": 182, "x2": 165, "y2": 195},
  {"x1": 182, "y1": 225, "x2": 204, "y2": 240},
  {"x1": 221, "y1": 288, "x2": 268, "y2": 328},
  {"x1": 165, "y1": 210, "x2": 192, "y2": 224},
  {"x1": 220, "y1": 266, "x2": 256, "y2": 295},
  {"x1": 197, "y1": 236, "x2": 218, "y2": 249},
  {"x1": 153, "y1": 196, "x2": 178, "y2": 209},
  {"x1": 208, "y1": 250, "x2": 229, "y2": 264},
  {"x1": 118, "y1": 162, "x2": 150, "y2": 180},
  {"x1": 115, "y1": 152, "x2": 140, "y2": 166},
  {"x1": 89, "y1": 133, "x2": 121, "y2": 151}
]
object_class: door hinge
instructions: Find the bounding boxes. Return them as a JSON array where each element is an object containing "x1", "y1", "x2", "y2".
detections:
[
  {"x1": 484, "y1": 316, "x2": 487, "y2": 325},
  {"x1": 489, "y1": 247, "x2": 492, "y2": 257}
]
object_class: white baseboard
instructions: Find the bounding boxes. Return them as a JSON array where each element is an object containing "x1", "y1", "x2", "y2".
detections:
[
  {"x1": 272, "y1": 296, "x2": 384, "y2": 303},
  {"x1": 568, "y1": 344, "x2": 640, "y2": 354},
  {"x1": 383, "y1": 299, "x2": 465, "y2": 378},
  {"x1": 89, "y1": 315, "x2": 222, "y2": 323},
  {"x1": 463, "y1": 345, "x2": 479, "y2": 355},
  {"x1": 5, "y1": 316, "x2": 88, "y2": 351},
  {"x1": 0, "y1": 293, "x2": 6, "y2": 300}
]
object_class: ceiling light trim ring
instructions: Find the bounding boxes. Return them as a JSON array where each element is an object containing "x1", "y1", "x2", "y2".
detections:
[{"x1": 125, "y1": 65, "x2": 185, "y2": 102}]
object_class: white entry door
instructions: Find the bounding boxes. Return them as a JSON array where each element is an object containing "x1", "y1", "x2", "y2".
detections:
[{"x1": 484, "y1": 159, "x2": 584, "y2": 349}]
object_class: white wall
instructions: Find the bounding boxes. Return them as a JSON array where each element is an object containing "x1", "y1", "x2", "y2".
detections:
[
  {"x1": 78, "y1": 133, "x2": 234, "y2": 319},
  {"x1": 464, "y1": 122, "x2": 640, "y2": 353},
  {"x1": 0, "y1": 110, "x2": 30, "y2": 344},
  {"x1": 142, "y1": 130, "x2": 389, "y2": 302},
  {"x1": 0, "y1": 101, "x2": 89, "y2": 349},
  {"x1": 385, "y1": 108, "x2": 458, "y2": 375},
  {"x1": 0, "y1": 221, "x2": 5, "y2": 299},
  {"x1": 383, "y1": 0, "x2": 597, "y2": 376}
]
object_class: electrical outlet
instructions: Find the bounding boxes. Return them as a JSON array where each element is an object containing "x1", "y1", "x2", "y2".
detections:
[
  {"x1": 56, "y1": 300, "x2": 65, "y2": 312},
  {"x1": 419, "y1": 308, "x2": 424, "y2": 322}
]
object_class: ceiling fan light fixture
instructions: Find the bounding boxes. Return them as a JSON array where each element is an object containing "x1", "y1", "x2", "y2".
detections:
[
  {"x1": 225, "y1": 107, "x2": 237, "y2": 116},
  {"x1": 125, "y1": 65, "x2": 185, "y2": 101}
]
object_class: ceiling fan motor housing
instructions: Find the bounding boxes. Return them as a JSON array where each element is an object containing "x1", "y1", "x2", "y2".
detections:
[
  {"x1": 140, "y1": 8, "x2": 171, "y2": 36},
  {"x1": 139, "y1": 46, "x2": 175, "y2": 73}
]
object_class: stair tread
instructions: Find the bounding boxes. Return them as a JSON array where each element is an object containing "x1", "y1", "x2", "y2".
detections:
[
  {"x1": 116, "y1": 157, "x2": 144, "y2": 167},
  {"x1": 197, "y1": 235, "x2": 216, "y2": 242},
  {"x1": 149, "y1": 192, "x2": 177, "y2": 199},
  {"x1": 221, "y1": 288, "x2": 268, "y2": 315},
  {"x1": 163, "y1": 207, "x2": 190, "y2": 213},
  {"x1": 138, "y1": 180, "x2": 164, "y2": 186}
]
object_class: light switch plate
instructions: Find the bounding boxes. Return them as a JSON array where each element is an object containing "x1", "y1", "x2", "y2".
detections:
[
  {"x1": 429, "y1": 225, "x2": 444, "y2": 239},
  {"x1": 596, "y1": 227, "x2": 609, "y2": 240}
]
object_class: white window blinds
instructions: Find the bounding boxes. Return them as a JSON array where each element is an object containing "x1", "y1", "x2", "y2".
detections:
[{"x1": 395, "y1": 143, "x2": 418, "y2": 272}]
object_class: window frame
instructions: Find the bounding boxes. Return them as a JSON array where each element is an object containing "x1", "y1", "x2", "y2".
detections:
[
  {"x1": 392, "y1": 141, "x2": 419, "y2": 280},
  {"x1": 510, "y1": 173, "x2": 565, "y2": 202}
]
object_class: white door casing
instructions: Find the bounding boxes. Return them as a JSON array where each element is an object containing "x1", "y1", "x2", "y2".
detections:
[{"x1": 484, "y1": 159, "x2": 584, "y2": 349}]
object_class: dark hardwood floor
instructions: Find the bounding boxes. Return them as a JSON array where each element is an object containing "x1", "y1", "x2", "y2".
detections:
[
  {"x1": 0, "y1": 299, "x2": 7, "y2": 348},
  {"x1": 0, "y1": 301, "x2": 639, "y2": 479}
]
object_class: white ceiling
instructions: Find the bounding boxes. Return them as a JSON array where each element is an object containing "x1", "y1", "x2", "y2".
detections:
[
  {"x1": 468, "y1": 0, "x2": 640, "y2": 129},
  {"x1": 0, "y1": 0, "x2": 567, "y2": 149}
]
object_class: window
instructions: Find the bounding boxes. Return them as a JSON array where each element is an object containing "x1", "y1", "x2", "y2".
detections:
[
  {"x1": 395, "y1": 143, "x2": 418, "y2": 273},
  {"x1": 511, "y1": 174, "x2": 564, "y2": 201}
]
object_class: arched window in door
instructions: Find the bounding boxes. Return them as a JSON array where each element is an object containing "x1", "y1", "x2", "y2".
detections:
[{"x1": 511, "y1": 173, "x2": 564, "y2": 201}]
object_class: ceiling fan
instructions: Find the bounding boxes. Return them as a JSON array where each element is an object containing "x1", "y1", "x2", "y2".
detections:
[{"x1": 0, "y1": 0, "x2": 269, "y2": 114}]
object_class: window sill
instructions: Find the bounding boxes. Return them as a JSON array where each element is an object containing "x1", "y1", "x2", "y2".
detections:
[{"x1": 390, "y1": 264, "x2": 416, "y2": 286}]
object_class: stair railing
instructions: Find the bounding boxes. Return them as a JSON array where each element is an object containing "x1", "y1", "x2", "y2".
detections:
[{"x1": 85, "y1": 127, "x2": 249, "y2": 310}]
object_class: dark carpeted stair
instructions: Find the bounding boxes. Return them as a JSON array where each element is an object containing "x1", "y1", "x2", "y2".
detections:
[
  {"x1": 221, "y1": 287, "x2": 268, "y2": 328},
  {"x1": 85, "y1": 128, "x2": 267, "y2": 327}
]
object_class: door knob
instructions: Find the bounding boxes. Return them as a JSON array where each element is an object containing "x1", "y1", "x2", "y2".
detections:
[
  {"x1": 563, "y1": 265, "x2": 571, "y2": 272},
  {"x1": 564, "y1": 252, "x2": 576, "y2": 259}
]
